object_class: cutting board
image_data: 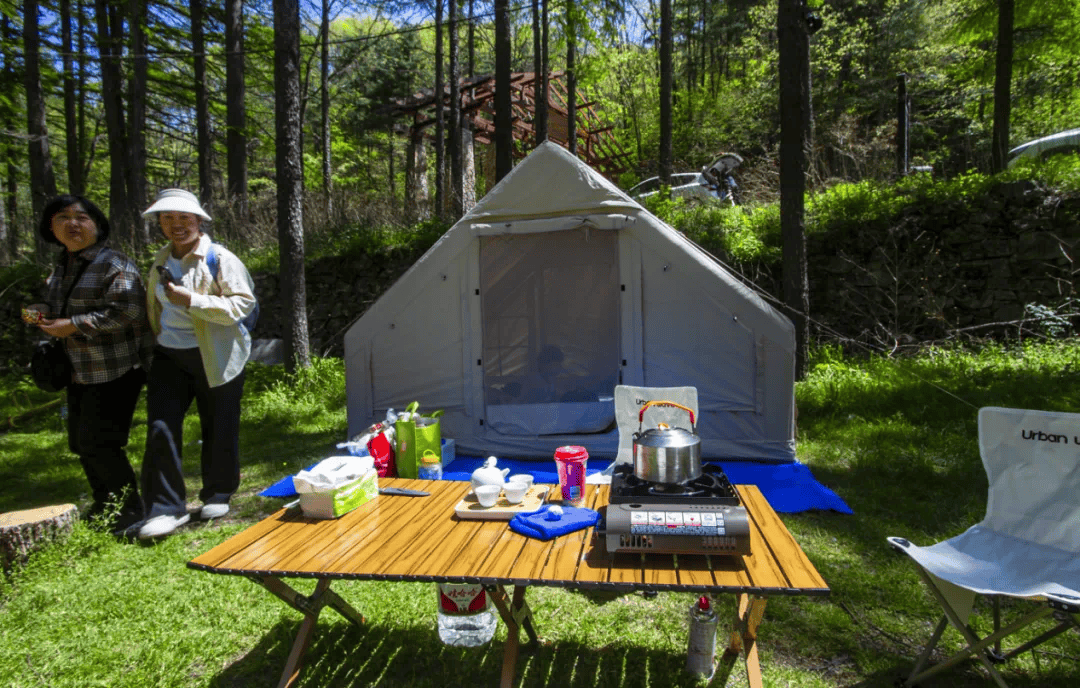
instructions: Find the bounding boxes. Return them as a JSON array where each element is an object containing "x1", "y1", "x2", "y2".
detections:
[{"x1": 454, "y1": 485, "x2": 550, "y2": 520}]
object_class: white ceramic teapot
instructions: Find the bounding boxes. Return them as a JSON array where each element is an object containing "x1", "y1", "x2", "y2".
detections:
[{"x1": 470, "y1": 456, "x2": 510, "y2": 489}]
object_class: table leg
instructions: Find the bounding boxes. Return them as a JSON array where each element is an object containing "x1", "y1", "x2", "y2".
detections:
[
  {"x1": 719, "y1": 594, "x2": 768, "y2": 688},
  {"x1": 487, "y1": 584, "x2": 538, "y2": 688},
  {"x1": 249, "y1": 576, "x2": 365, "y2": 688}
]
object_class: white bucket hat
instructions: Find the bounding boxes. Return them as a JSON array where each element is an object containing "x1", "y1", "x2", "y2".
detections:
[{"x1": 142, "y1": 188, "x2": 212, "y2": 222}]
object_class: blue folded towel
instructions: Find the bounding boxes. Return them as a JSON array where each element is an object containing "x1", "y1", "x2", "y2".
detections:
[{"x1": 509, "y1": 504, "x2": 600, "y2": 541}]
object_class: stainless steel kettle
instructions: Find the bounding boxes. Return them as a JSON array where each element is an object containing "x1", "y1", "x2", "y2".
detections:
[{"x1": 632, "y1": 401, "x2": 702, "y2": 484}]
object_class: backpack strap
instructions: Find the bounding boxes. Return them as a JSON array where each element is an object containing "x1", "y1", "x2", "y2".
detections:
[{"x1": 206, "y1": 243, "x2": 220, "y2": 282}]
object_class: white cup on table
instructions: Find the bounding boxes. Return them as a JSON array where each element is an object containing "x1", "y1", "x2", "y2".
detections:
[
  {"x1": 503, "y1": 481, "x2": 528, "y2": 504},
  {"x1": 474, "y1": 484, "x2": 501, "y2": 508},
  {"x1": 508, "y1": 474, "x2": 534, "y2": 491}
]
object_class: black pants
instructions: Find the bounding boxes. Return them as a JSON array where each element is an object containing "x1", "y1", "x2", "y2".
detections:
[
  {"x1": 141, "y1": 346, "x2": 245, "y2": 519},
  {"x1": 66, "y1": 365, "x2": 146, "y2": 518}
]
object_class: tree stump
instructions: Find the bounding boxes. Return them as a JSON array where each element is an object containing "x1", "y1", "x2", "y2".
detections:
[{"x1": 0, "y1": 504, "x2": 78, "y2": 571}]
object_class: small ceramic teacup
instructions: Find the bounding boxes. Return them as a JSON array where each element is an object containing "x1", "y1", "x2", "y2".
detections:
[
  {"x1": 503, "y1": 481, "x2": 528, "y2": 504},
  {"x1": 507, "y1": 474, "x2": 534, "y2": 490},
  {"x1": 474, "y1": 484, "x2": 502, "y2": 508}
]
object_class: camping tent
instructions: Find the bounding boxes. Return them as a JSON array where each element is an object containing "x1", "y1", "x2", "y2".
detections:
[{"x1": 343, "y1": 142, "x2": 797, "y2": 462}]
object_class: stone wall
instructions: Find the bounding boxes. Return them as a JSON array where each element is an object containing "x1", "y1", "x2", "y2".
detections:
[
  {"x1": 250, "y1": 242, "x2": 426, "y2": 359},
  {"x1": 802, "y1": 180, "x2": 1080, "y2": 343}
]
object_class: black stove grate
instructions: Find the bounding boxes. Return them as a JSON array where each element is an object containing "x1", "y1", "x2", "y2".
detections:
[{"x1": 608, "y1": 463, "x2": 742, "y2": 506}]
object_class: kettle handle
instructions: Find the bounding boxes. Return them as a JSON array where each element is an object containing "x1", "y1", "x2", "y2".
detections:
[{"x1": 638, "y1": 400, "x2": 695, "y2": 430}]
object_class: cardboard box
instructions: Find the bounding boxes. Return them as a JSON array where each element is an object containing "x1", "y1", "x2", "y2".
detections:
[{"x1": 299, "y1": 468, "x2": 378, "y2": 519}]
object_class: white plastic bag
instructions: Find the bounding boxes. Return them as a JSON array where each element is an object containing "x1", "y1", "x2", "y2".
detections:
[{"x1": 293, "y1": 455, "x2": 375, "y2": 494}]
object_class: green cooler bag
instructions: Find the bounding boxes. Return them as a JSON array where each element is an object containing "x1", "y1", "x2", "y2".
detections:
[{"x1": 394, "y1": 402, "x2": 443, "y2": 479}]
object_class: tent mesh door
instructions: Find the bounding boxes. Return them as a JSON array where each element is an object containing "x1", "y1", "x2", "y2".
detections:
[{"x1": 480, "y1": 228, "x2": 620, "y2": 435}]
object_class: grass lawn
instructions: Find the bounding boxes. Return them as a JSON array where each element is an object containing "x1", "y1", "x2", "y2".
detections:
[{"x1": 2, "y1": 343, "x2": 1080, "y2": 687}]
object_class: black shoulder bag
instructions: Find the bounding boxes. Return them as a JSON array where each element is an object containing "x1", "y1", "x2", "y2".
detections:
[{"x1": 30, "y1": 257, "x2": 89, "y2": 393}]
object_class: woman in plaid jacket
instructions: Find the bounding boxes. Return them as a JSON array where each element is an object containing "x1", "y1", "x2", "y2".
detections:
[{"x1": 35, "y1": 194, "x2": 154, "y2": 534}]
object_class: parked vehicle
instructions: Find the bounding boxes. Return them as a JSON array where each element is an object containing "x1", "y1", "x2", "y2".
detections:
[
  {"x1": 628, "y1": 152, "x2": 743, "y2": 205},
  {"x1": 1008, "y1": 128, "x2": 1080, "y2": 167},
  {"x1": 629, "y1": 172, "x2": 714, "y2": 202}
]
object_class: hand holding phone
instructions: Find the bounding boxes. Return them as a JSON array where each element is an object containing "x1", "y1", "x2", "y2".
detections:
[{"x1": 156, "y1": 265, "x2": 175, "y2": 286}]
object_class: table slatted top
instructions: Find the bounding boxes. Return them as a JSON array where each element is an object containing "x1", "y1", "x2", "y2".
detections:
[{"x1": 188, "y1": 479, "x2": 829, "y2": 596}]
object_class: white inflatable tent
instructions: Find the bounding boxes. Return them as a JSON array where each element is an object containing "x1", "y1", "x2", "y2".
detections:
[{"x1": 344, "y1": 142, "x2": 796, "y2": 462}]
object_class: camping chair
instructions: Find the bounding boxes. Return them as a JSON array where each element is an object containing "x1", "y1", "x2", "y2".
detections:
[{"x1": 887, "y1": 406, "x2": 1080, "y2": 687}]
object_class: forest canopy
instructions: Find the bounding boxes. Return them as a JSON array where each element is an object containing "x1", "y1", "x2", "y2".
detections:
[{"x1": 2, "y1": 0, "x2": 1079, "y2": 256}]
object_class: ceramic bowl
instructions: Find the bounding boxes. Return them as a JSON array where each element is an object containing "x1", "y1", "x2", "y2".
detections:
[
  {"x1": 503, "y1": 481, "x2": 528, "y2": 504},
  {"x1": 474, "y1": 484, "x2": 501, "y2": 508},
  {"x1": 507, "y1": 473, "x2": 534, "y2": 490}
]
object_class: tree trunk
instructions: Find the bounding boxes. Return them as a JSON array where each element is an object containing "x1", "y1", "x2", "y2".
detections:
[
  {"x1": 778, "y1": 0, "x2": 811, "y2": 380},
  {"x1": 1, "y1": 15, "x2": 16, "y2": 263},
  {"x1": 273, "y1": 0, "x2": 310, "y2": 371},
  {"x1": 896, "y1": 73, "x2": 908, "y2": 177},
  {"x1": 95, "y1": 0, "x2": 128, "y2": 245},
  {"x1": 434, "y1": 0, "x2": 445, "y2": 219},
  {"x1": 991, "y1": 0, "x2": 1014, "y2": 173},
  {"x1": 685, "y1": 1, "x2": 695, "y2": 126},
  {"x1": 61, "y1": 0, "x2": 83, "y2": 196},
  {"x1": 449, "y1": 0, "x2": 462, "y2": 219},
  {"x1": 320, "y1": 0, "x2": 332, "y2": 218},
  {"x1": 226, "y1": 0, "x2": 248, "y2": 217},
  {"x1": 468, "y1": 0, "x2": 475, "y2": 78},
  {"x1": 77, "y1": 0, "x2": 88, "y2": 186},
  {"x1": 461, "y1": 124, "x2": 476, "y2": 211},
  {"x1": 531, "y1": 0, "x2": 542, "y2": 146},
  {"x1": 24, "y1": 0, "x2": 59, "y2": 259},
  {"x1": 0, "y1": 193, "x2": 6, "y2": 265},
  {"x1": 1, "y1": 504, "x2": 78, "y2": 571},
  {"x1": 128, "y1": 0, "x2": 148, "y2": 246},
  {"x1": 699, "y1": 0, "x2": 707, "y2": 90},
  {"x1": 494, "y1": 0, "x2": 512, "y2": 179},
  {"x1": 192, "y1": 0, "x2": 213, "y2": 214},
  {"x1": 566, "y1": 0, "x2": 577, "y2": 155},
  {"x1": 405, "y1": 126, "x2": 429, "y2": 222},
  {"x1": 659, "y1": 0, "x2": 672, "y2": 185},
  {"x1": 387, "y1": 134, "x2": 395, "y2": 212},
  {"x1": 537, "y1": 0, "x2": 549, "y2": 145}
]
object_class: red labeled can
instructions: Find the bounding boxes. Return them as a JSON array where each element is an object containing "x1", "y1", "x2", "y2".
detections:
[{"x1": 554, "y1": 445, "x2": 588, "y2": 507}]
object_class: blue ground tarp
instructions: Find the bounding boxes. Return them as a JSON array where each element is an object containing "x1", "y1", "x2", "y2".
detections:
[{"x1": 260, "y1": 456, "x2": 852, "y2": 514}]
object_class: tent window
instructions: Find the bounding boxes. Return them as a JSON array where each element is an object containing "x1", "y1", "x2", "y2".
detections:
[{"x1": 480, "y1": 228, "x2": 620, "y2": 435}]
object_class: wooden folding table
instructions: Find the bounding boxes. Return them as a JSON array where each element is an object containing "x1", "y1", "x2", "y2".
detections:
[{"x1": 189, "y1": 478, "x2": 829, "y2": 688}]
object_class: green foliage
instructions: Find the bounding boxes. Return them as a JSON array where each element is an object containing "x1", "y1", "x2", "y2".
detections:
[
  {"x1": 305, "y1": 217, "x2": 450, "y2": 263},
  {"x1": 1006, "y1": 151, "x2": 1080, "y2": 193},
  {"x1": 667, "y1": 202, "x2": 781, "y2": 264},
  {"x1": 806, "y1": 180, "x2": 904, "y2": 237},
  {"x1": 0, "y1": 375, "x2": 64, "y2": 435}
]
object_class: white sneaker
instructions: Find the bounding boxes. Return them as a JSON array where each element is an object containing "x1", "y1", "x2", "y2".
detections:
[
  {"x1": 200, "y1": 503, "x2": 230, "y2": 519},
  {"x1": 138, "y1": 513, "x2": 191, "y2": 539}
]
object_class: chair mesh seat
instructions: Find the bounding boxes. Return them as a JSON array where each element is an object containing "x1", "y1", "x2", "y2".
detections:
[{"x1": 888, "y1": 407, "x2": 1080, "y2": 687}]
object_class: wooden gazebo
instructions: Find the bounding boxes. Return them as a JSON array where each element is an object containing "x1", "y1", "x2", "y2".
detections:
[{"x1": 391, "y1": 72, "x2": 629, "y2": 181}]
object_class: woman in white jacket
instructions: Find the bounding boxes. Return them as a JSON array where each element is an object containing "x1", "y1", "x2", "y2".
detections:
[{"x1": 138, "y1": 189, "x2": 256, "y2": 539}]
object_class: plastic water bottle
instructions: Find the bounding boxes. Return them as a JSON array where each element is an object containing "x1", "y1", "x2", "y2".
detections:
[
  {"x1": 418, "y1": 451, "x2": 443, "y2": 480},
  {"x1": 436, "y1": 582, "x2": 497, "y2": 646},
  {"x1": 686, "y1": 595, "x2": 718, "y2": 678}
]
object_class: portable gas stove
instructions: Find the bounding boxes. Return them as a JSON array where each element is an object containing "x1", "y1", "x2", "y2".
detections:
[{"x1": 602, "y1": 463, "x2": 751, "y2": 555}]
